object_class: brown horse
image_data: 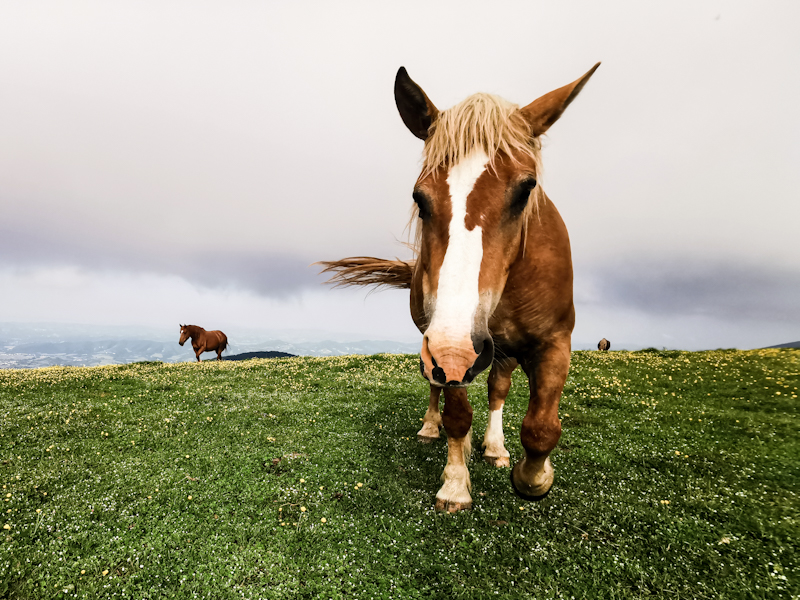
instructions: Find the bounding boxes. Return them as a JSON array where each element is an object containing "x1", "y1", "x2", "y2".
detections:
[
  {"x1": 598, "y1": 338, "x2": 611, "y2": 351},
  {"x1": 320, "y1": 63, "x2": 599, "y2": 511},
  {"x1": 179, "y1": 324, "x2": 228, "y2": 362}
]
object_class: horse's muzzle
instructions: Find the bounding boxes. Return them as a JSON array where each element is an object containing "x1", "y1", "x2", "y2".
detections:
[
  {"x1": 420, "y1": 334, "x2": 494, "y2": 387},
  {"x1": 179, "y1": 340, "x2": 185, "y2": 346}
]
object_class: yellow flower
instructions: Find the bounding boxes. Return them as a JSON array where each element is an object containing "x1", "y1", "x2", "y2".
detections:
[
  {"x1": 188, "y1": 495, "x2": 193, "y2": 500},
  {"x1": 2, "y1": 524, "x2": 10, "y2": 530},
  {"x1": 36, "y1": 509, "x2": 41, "y2": 514},
  {"x1": 81, "y1": 569, "x2": 85, "y2": 575},
  {"x1": 102, "y1": 569, "x2": 109, "y2": 576},
  {"x1": 299, "y1": 478, "x2": 305, "y2": 483},
  {"x1": 321, "y1": 517, "x2": 327, "y2": 523},
  {"x1": 300, "y1": 506, "x2": 307, "y2": 512}
]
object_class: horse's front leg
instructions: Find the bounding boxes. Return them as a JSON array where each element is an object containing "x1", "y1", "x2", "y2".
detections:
[
  {"x1": 417, "y1": 384, "x2": 442, "y2": 442},
  {"x1": 435, "y1": 387, "x2": 473, "y2": 512},
  {"x1": 511, "y1": 335, "x2": 570, "y2": 501},
  {"x1": 482, "y1": 358, "x2": 518, "y2": 467},
  {"x1": 194, "y1": 344, "x2": 204, "y2": 362}
]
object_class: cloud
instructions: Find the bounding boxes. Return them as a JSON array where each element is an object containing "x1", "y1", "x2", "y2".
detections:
[
  {"x1": 0, "y1": 265, "x2": 421, "y2": 343},
  {"x1": 0, "y1": 221, "x2": 323, "y2": 296},
  {"x1": 577, "y1": 258, "x2": 800, "y2": 324}
]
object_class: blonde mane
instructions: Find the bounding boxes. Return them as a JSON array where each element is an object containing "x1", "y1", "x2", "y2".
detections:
[
  {"x1": 423, "y1": 93, "x2": 541, "y2": 177},
  {"x1": 409, "y1": 93, "x2": 544, "y2": 253}
]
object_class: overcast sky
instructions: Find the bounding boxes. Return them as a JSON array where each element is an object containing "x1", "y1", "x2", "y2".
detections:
[{"x1": 1, "y1": 0, "x2": 798, "y2": 350}]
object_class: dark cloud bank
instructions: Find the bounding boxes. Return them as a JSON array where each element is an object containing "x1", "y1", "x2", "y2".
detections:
[
  {"x1": 3, "y1": 218, "x2": 797, "y2": 328},
  {"x1": 578, "y1": 259, "x2": 800, "y2": 324},
  {"x1": 0, "y1": 223, "x2": 323, "y2": 295}
]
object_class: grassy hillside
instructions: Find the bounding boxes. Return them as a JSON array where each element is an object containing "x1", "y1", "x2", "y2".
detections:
[{"x1": 0, "y1": 350, "x2": 798, "y2": 599}]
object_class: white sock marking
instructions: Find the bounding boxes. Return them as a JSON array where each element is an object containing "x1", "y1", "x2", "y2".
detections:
[{"x1": 483, "y1": 408, "x2": 508, "y2": 457}]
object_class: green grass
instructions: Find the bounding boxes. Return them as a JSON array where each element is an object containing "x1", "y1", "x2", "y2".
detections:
[{"x1": 0, "y1": 349, "x2": 798, "y2": 599}]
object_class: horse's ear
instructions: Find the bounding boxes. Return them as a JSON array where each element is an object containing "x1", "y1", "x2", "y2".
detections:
[
  {"x1": 395, "y1": 67, "x2": 439, "y2": 141},
  {"x1": 520, "y1": 62, "x2": 600, "y2": 138}
]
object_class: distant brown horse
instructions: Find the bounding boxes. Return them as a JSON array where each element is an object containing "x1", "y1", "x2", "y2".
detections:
[
  {"x1": 179, "y1": 324, "x2": 228, "y2": 362},
  {"x1": 320, "y1": 63, "x2": 599, "y2": 511},
  {"x1": 598, "y1": 338, "x2": 611, "y2": 351}
]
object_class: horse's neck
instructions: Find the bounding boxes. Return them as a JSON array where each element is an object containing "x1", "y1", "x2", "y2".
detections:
[{"x1": 189, "y1": 327, "x2": 205, "y2": 339}]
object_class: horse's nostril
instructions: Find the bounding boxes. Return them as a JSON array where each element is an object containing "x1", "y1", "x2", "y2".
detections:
[{"x1": 463, "y1": 335, "x2": 494, "y2": 384}]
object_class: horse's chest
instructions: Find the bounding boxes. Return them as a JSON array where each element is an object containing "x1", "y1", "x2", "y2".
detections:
[{"x1": 489, "y1": 291, "x2": 569, "y2": 347}]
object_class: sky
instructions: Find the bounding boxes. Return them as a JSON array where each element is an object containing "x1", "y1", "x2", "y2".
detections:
[{"x1": 1, "y1": 0, "x2": 798, "y2": 350}]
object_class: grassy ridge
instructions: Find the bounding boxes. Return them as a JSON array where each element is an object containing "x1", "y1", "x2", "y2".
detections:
[{"x1": 0, "y1": 350, "x2": 798, "y2": 599}]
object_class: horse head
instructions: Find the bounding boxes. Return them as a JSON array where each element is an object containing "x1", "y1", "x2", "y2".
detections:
[
  {"x1": 396, "y1": 64, "x2": 599, "y2": 387},
  {"x1": 179, "y1": 324, "x2": 189, "y2": 346}
]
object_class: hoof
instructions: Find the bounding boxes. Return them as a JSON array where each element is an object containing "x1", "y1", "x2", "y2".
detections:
[
  {"x1": 510, "y1": 473, "x2": 552, "y2": 502},
  {"x1": 435, "y1": 498, "x2": 472, "y2": 513},
  {"x1": 484, "y1": 455, "x2": 510, "y2": 468},
  {"x1": 510, "y1": 458, "x2": 554, "y2": 502},
  {"x1": 417, "y1": 422, "x2": 441, "y2": 442}
]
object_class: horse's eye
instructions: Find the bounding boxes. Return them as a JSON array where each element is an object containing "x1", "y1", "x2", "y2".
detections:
[
  {"x1": 510, "y1": 178, "x2": 537, "y2": 215},
  {"x1": 413, "y1": 191, "x2": 431, "y2": 220}
]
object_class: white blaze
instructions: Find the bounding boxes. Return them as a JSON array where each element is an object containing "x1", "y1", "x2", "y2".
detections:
[{"x1": 428, "y1": 151, "x2": 489, "y2": 340}]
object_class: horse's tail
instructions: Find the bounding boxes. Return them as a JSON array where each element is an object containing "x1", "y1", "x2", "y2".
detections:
[{"x1": 316, "y1": 257, "x2": 416, "y2": 290}]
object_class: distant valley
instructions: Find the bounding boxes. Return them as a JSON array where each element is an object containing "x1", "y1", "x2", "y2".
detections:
[{"x1": 0, "y1": 323, "x2": 421, "y2": 369}]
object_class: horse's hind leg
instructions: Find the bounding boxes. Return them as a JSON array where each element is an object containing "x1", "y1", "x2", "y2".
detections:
[
  {"x1": 435, "y1": 387, "x2": 473, "y2": 512},
  {"x1": 482, "y1": 358, "x2": 517, "y2": 467},
  {"x1": 417, "y1": 385, "x2": 442, "y2": 443},
  {"x1": 511, "y1": 334, "x2": 570, "y2": 501}
]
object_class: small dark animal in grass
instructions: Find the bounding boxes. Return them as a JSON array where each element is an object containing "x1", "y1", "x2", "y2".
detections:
[
  {"x1": 320, "y1": 63, "x2": 600, "y2": 512},
  {"x1": 598, "y1": 338, "x2": 611, "y2": 351},
  {"x1": 178, "y1": 324, "x2": 228, "y2": 362}
]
